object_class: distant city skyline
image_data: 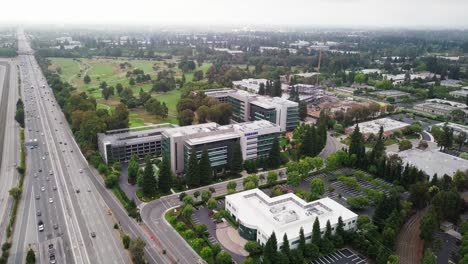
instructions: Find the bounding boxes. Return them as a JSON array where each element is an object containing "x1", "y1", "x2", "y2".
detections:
[{"x1": 3, "y1": 0, "x2": 468, "y2": 29}]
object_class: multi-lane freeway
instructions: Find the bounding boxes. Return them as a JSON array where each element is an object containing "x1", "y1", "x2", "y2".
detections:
[
  {"x1": 5, "y1": 30, "x2": 344, "y2": 264},
  {"x1": 11, "y1": 30, "x2": 128, "y2": 264},
  {"x1": 0, "y1": 58, "x2": 20, "y2": 245}
]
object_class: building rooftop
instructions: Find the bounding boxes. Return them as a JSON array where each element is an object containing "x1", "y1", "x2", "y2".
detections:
[
  {"x1": 223, "y1": 120, "x2": 280, "y2": 133},
  {"x1": 203, "y1": 88, "x2": 236, "y2": 97},
  {"x1": 185, "y1": 132, "x2": 240, "y2": 146},
  {"x1": 98, "y1": 124, "x2": 176, "y2": 146},
  {"x1": 232, "y1": 78, "x2": 269, "y2": 93},
  {"x1": 348, "y1": 118, "x2": 409, "y2": 135},
  {"x1": 253, "y1": 96, "x2": 299, "y2": 109},
  {"x1": 395, "y1": 148, "x2": 468, "y2": 179},
  {"x1": 226, "y1": 189, "x2": 357, "y2": 239},
  {"x1": 162, "y1": 123, "x2": 220, "y2": 138},
  {"x1": 373, "y1": 90, "x2": 410, "y2": 97},
  {"x1": 415, "y1": 102, "x2": 467, "y2": 113},
  {"x1": 425, "y1": 99, "x2": 467, "y2": 108}
]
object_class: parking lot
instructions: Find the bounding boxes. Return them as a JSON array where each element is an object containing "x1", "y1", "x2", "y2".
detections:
[{"x1": 310, "y1": 248, "x2": 367, "y2": 264}]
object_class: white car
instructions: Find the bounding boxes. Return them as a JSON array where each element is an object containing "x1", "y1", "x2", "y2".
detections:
[
  {"x1": 49, "y1": 198, "x2": 53, "y2": 203},
  {"x1": 79, "y1": 169, "x2": 83, "y2": 173},
  {"x1": 41, "y1": 186, "x2": 45, "y2": 192}
]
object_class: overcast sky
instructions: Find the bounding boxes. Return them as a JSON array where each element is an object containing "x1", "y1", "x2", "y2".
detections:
[{"x1": 3, "y1": 0, "x2": 468, "y2": 28}]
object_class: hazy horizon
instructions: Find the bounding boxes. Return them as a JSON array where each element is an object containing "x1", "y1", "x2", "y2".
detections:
[{"x1": 3, "y1": 0, "x2": 468, "y2": 29}]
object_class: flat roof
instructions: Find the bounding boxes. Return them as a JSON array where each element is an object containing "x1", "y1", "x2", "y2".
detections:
[
  {"x1": 374, "y1": 90, "x2": 410, "y2": 96},
  {"x1": 186, "y1": 132, "x2": 240, "y2": 146},
  {"x1": 396, "y1": 149, "x2": 468, "y2": 179},
  {"x1": 226, "y1": 189, "x2": 357, "y2": 239},
  {"x1": 230, "y1": 120, "x2": 280, "y2": 132},
  {"x1": 203, "y1": 88, "x2": 236, "y2": 97},
  {"x1": 99, "y1": 124, "x2": 175, "y2": 145},
  {"x1": 251, "y1": 100, "x2": 276, "y2": 110},
  {"x1": 162, "y1": 123, "x2": 220, "y2": 138},
  {"x1": 349, "y1": 117, "x2": 409, "y2": 134},
  {"x1": 253, "y1": 96, "x2": 298, "y2": 108}
]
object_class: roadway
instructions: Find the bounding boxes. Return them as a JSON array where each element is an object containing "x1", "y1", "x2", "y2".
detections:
[
  {"x1": 319, "y1": 133, "x2": 344, "y2": 158},
  {"x1": 10, "y1": 30, "x2": 128, "y2": 264},
  {"x1": 0, "y1": 59, "x2": 20, "y2": 244},
  {"x1": 139, "y1": 134, "x2": 343, "y2": 264}
]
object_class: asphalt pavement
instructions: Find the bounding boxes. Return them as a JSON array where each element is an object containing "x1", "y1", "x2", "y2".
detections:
[
  {"x1": 10, "y1": 30, "x2": 128, "y2": 264},
  {"x1": 0, "y1": 59, "x2": 20, "y2": 245}
]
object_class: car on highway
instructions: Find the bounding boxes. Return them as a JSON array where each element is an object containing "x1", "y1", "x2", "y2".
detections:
[
  {"x1": 79, "y1": 169, "x2": 83, "y2": 173},
  {"x1": 38, "y1": 220, "x2": 44, "y2": 232},
  {"x1": 41, "y1": 186, "x2": 45, "y2": 192},
  {"x1": 76, "y1": 189, "x2": 80, "y2": 193},
  {"x1": 36, "y1": 210, "x2": 41, "y2": 216},
  {"x1": 35, "y1": 195, "x2": 40, "y2": 200},
  {"x1": 50, "y1": 254, "x2": 56, "y2": 264},
  {"x1": 34, "y1": 173, "x2": 38, "y2": 178},
  {"x1": 49, "y1": 198, "x2": 53, "y2": 203},
  {"x1": 38, "y1": 169, "x2": 42, "y2": 172},
  {"x1": 49, "y1": 170, "x2": 53, "y2": 175},
  {"x1": 42, "y1": 156, "x2": 46, "y2": 160},
  {"x1": 91, "y1": 232, "x2": 96, "y2": 238},
  {"x1": 52, "y1": 186, "x2": 57, "y2": 191},
  {"x1": 53, "y1": 224, "x2": 58, "y2": 229}
]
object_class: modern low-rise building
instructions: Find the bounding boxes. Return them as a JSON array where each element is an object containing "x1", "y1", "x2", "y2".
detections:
[
  {"x1": 161, "y1": 121, "x2": 281, "y2": 174},
  {"x1": 449, "y1": 87, "x2": 468, "y2": 99},
  {"x1": 373, "y1": 90, "x2": 410, "y2": 101},
  {"x1": 97, "y1": 124, "x2": 176, "y2": 164},
  {"x1": 345, "y1": 118, "x2": 410, "y2": 137},
  {"x1": 202, "y1": 88, "x2": 236, "y2": 103},
  {"x1": 414, "y1": 99, "x2": 468, "y2": 117},
  {"x1": 225, "y1": 189, "x2": 358, "y2": 249},
  {"x1": 232, "y1": 78, "x2": 269, "y2": 94},
  {"x1": 226, "y1": 90, "x2": 299, "y2": 131}
]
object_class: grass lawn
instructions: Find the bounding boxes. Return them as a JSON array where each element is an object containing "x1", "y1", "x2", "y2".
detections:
[
  {"x1": 129, "y1": 112, "x2": 145, "y2": 127},
  {"x1": 48, "y1": 58, "x2": 81, "y2": 82},
  {"x1": 183, "y1": 62, "x2": 212, "y2": 82},
  {"x1": 48, "y1": 57, "x2": 181, "y2": 125}
]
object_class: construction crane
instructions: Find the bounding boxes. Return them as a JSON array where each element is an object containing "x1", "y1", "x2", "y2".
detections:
[{"x1": 316, "y1": 38, "x2": 326, "y2": 86}]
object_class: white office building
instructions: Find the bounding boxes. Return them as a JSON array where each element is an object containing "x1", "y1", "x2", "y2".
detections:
[
  {"x1": 226, "y1": 90, "x2": 299, "y2": 132},
  {"x1": 161, "y1": 121, "x2": 281, "y2": 174},
  {"x1": 225, "y1": 189, "x2": 358, "y2": 249},
  {"x1": 232, "y1": 78, "x2": 269, "y2": 94}
]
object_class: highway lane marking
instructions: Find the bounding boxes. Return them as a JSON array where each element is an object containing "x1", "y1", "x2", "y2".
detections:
[{"x1": 25, "y1": 54, "x2": 88, "y2": 264}]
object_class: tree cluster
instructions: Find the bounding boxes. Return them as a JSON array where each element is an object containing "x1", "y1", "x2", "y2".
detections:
[
  {"x1": 15, "y1": 99, "x2": 25, "y2": 127},
  {"x1": 254, "y1": 216, "x2": 348, "y2": 264},
  {"x1": 177, "y1": 92, "x2": 232, "y2": 126}
]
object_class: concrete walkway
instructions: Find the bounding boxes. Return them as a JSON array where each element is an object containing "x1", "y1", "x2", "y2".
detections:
[{"x1": 215, "y1": 222, "x2": 249, "y2": 257}]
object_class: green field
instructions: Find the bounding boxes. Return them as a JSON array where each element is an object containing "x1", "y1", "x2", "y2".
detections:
[
  {"x1": 184, "y1": 62, "x2": 212, "y2": 82},
  {"x1": 49, "y1": 57, "x2": 183, "y2": 126}
]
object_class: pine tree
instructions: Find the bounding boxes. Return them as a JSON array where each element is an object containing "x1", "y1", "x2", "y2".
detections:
[
  {"x1": 273, "y1": 80, "x2": 282, "y2": 97},
  {"x1": 127, "y1": 154, "x2": 139, "y2": 184},
  {"x1": 264, "y1": 232, "x2": 278, "y2": 264},
  {"x1": 186, "y1": 148, "x2": 200, "y2": 187},
  {"x1": 158, "y1": 156, "x2": 172, "y2": 193},
  {"x1": 349, "y1": 124, "x2": 365, "y2": 164},
  {"x1": 300, "y1": 125, "x2": 313, "y2": 157},
  {"x1": 268, "y1": 136, "x2": 281, "y2": 169},
  {"x1": 231, "y1": 141, "x2": 243, "y2": 175},
  {"x1": 281, "y1": 233, "x2": 291, "y2": 258},
  {"x1": 371, "y1": 126, "x2": 385, "y2": 163},
  {"x1": 142, "y1": 156, "x2": 157, "y2": 197},
  {"x1": 325, "y1": 220, "x2": 333, "y2": 241},
  {"x1": 298, "y1": 227, "x2": 306, "y2": 256},
  {"x1": 259, "y1": 82, "x2": 266, "y2": 95},
  {"x1": 299, "y1": 101, "x2": 307, "y2": 121},
  {"x1": 312, "y1": 217, "x2": 321, "y2": 247},
  {"x1": 199, "y1": 147, "x2": 212, "y2": 185}
]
